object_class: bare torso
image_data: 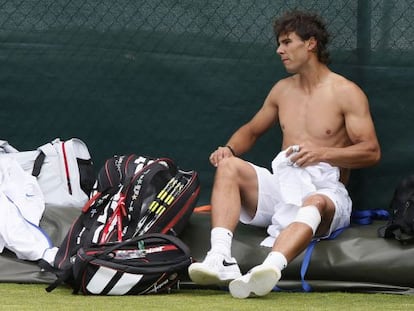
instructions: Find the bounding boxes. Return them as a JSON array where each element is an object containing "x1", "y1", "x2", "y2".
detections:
[
  {"x1": 272, "y1": 71, "x2": 355, "y2": 183},
  {"x1": 277, "y1": 72, "x2": 352, "y2": 148}
]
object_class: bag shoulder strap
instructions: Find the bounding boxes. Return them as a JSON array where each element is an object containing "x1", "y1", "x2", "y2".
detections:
[
  {"x1": 32, "y1": 138, "x2": 63, "y2": 177},
  {"x1": 351, "y1": 209, "x2": 390, "y2": 225},
  {"x1": 32, "y1": 151, "x2": 46, "y2": 177}
]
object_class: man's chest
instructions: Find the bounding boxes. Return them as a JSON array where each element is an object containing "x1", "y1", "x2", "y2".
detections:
[{"x1": 278, "y1": 96, "x2": 345, "y2": 140}]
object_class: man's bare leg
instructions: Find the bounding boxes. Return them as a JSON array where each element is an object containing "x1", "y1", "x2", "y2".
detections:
[
  {"x1": 229, "y1": 195, "x2": 335, "y2": 298},
  {"x1": 272, "y1": 195, "x2": 335, "y2": 260},
  {"x1": 188, "y1": 158, "x2": 259, "y2": 285},
  {"x1": 211, "y1": 157, "x2": 259, "y2": 231}
]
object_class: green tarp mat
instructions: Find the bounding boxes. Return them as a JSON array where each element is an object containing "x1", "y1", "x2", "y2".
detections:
[{"x1": 1, "y1": 207, "x2": 413, "y2": 295}]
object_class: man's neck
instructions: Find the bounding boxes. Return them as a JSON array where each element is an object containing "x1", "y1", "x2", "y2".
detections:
[{"x1": 297, "y1": 62, "x2": 330, "y2": 93}]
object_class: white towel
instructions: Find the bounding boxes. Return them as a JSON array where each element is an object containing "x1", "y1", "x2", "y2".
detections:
[
  {"x1": 0, "y1": 158, "x2": 52, "y2": 261},
  {"x1": 0, "y1": 158, "x2": 45, "y2": 224},
  {"x1": 260, "y1": 148, "x2": 340, "y2": 247}
]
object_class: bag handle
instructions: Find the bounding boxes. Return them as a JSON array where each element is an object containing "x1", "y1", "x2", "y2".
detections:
[
  {"x1": 97, "y1": 233, "x2": 190, "y2": 258},
  {"x1": 32, "y1": 151, "x2": 46, "y2": 177}
]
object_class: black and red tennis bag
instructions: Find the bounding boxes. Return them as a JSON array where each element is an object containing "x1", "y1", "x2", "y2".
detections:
[
  {"x1": 71, "y1": 233, "x2": 192, "y2": 295},
  {"x1": 42, "y1": 154, "x2": 200, "y2": 293}
]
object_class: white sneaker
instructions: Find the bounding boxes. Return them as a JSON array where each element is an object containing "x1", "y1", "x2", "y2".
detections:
[
  {"x1": 188, "y1": 252, "x2": 242, "y2": 285},
  {"x1": 229, "y1": 264, "x2": 281, "y2": 298}
]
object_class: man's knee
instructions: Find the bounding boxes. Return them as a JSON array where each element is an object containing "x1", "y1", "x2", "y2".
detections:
[
  {"x1": 215, "y1": 157, "x2": 255, "y2": 185},
  {"x1": 303, "y1": 194, "x2": 330, "y2": 210},
  {"x1": 215, "y1": 157, "x2": 240, "y2": 178},
  {"x1": 293, "y1": 205, "x2": 321, "y2": 235},
  {"x1": 302, "y1": 194, "x2": 335, "y2": 235}
]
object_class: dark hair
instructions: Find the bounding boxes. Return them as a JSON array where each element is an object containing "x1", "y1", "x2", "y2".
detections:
[{"x1": 273, "y1": 10, "x2": 331, "y2": 64}]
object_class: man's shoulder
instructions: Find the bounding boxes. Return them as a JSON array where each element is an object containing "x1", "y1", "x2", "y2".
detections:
[
  {"x1": 330, "y1": 72, "x2": 362, "y2": 91},
  {"x1": 329, "y1": 73, "x2": 368, "y2": 108},
  {"x1": 277, "y1": 74, "x2": 297, "y2": 84},
  {"x1": 271, "y1": 75, "x2": 296, "y2": 92}
]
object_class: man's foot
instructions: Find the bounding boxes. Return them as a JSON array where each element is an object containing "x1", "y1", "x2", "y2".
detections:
[
  {"x1": 188, "y1": 252, "x2": 242, "y2": 285},
  {"x1": 229, "y1": 264, "x2": 281, "y2": 298}
]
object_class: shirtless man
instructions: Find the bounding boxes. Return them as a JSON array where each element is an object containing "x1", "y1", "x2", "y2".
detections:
[{"x1": 188, "y1": 10, "x2": 381, "y2": 298}]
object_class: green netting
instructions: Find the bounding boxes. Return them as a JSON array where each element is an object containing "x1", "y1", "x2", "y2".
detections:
[{"x1": 0, "y1": 0, "x2": 413, "y2": 208}]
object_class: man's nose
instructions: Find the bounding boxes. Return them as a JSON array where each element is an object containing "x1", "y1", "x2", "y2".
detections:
[{"x1": 276, "y1": 45, "x2": 283, "y2": 55}]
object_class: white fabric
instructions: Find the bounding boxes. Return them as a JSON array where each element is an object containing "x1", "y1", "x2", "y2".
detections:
[
  {"x1": 263, "y1": 251, "x2": 287, "y2": 271},
  {"x1": 0, "y1": 157, "x2": 53, "y2": 261},
  {"x1": 272, "y1": 149, "x2": 340, "y2": 206},
  {"x1": 210, "y1": 227, "x2": 233, "y2": 258},
  {"x1": 0, "y1": 140, "x2": 18, "y2": 154},
  {"x1": 240, "y1": 147, "x2": 352, "y2": 247},
  {"x1": 293, "y1": 205, "x2": 321, "y2": 234}
]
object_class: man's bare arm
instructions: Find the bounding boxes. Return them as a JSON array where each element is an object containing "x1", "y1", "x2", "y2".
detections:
[
  {"x1": 226, "y1": 97, "x2": 278, "y2": 154},
  {"x1": 327, "y1": 83, "x2": 380, "y2": 168},
  {"x1": 209, "y1": 89, "x2": 279, "y2": 166}
]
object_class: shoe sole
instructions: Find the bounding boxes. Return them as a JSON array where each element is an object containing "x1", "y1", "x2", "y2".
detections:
[
  {"x1": 188, "y1": 264, "x2": 240, "y2": 286},
  {"x1": 229, "y1": 266, "x2": 281, "y2": 299}
]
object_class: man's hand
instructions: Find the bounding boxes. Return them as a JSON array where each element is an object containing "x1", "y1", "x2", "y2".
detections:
[
  {"x1": 209, "y1": 146, "x2": 235, "y2": 167},
  {"x1": 286, "y1": 144, "x2": 324, "y2": 167}
]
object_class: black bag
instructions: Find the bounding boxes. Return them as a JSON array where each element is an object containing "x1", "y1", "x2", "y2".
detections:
[
  {"x1": 378, "y1": 175, "x2": 414, "y2": 244},
  {"x1": 42, "y1": 154, "x2": 200, "y2": 292},
  {"x1": 69, "y1": 233, "x2": 191, "y2": 295}
]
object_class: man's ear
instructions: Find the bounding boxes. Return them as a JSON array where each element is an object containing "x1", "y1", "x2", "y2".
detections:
[{"x1": 307, "y1": 37, "x2": 317, "y2": 52}]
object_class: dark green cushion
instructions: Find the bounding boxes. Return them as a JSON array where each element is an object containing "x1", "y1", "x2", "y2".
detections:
[
  {"x1": 1, "y1": 207, "x2": 413, "y2": 294},
  {"x1": 181, "y1": 212, "x2": 414, "y2": 294}
]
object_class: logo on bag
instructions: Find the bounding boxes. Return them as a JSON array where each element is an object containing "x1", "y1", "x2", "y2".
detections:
[
  {"x1": 128, "y1": 169, "x2": 150, "y2": 212},
  {"x1": 114, "y1": 156, "x2": 124, "y2": 177}
]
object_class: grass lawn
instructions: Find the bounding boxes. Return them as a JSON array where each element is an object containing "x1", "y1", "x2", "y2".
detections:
[{"x1": 1, "y1": 284, "x2": 413, "y2": 311}]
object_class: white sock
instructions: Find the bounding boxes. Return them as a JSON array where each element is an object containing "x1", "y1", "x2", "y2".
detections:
[
  {"x1": 263, "y1": 251, "x2": 287, "y2": 271},
  {"x1": 209, "y1": 227, "x2": 233, "y2": 258}
]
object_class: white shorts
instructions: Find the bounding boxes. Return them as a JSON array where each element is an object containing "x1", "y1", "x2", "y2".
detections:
[{"x1": 240, "y1": 162, "x2": 352, "y2": 240}]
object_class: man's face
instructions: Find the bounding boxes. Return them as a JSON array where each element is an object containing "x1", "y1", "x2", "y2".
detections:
[{"x1": 276, "y1": 32, "x2": 311, "y2": 73}]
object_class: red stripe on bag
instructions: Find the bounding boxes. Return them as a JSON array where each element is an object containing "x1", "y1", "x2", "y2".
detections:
[
  {"x1": 61, "y1": 142, "x2": 73, "y2": 194},
  {"x1": 100, "y1": 195, "x2": 126, "y2": 243},
  {"x1": 82, "y1": 192, "x2": 102, "y2": 213}
]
